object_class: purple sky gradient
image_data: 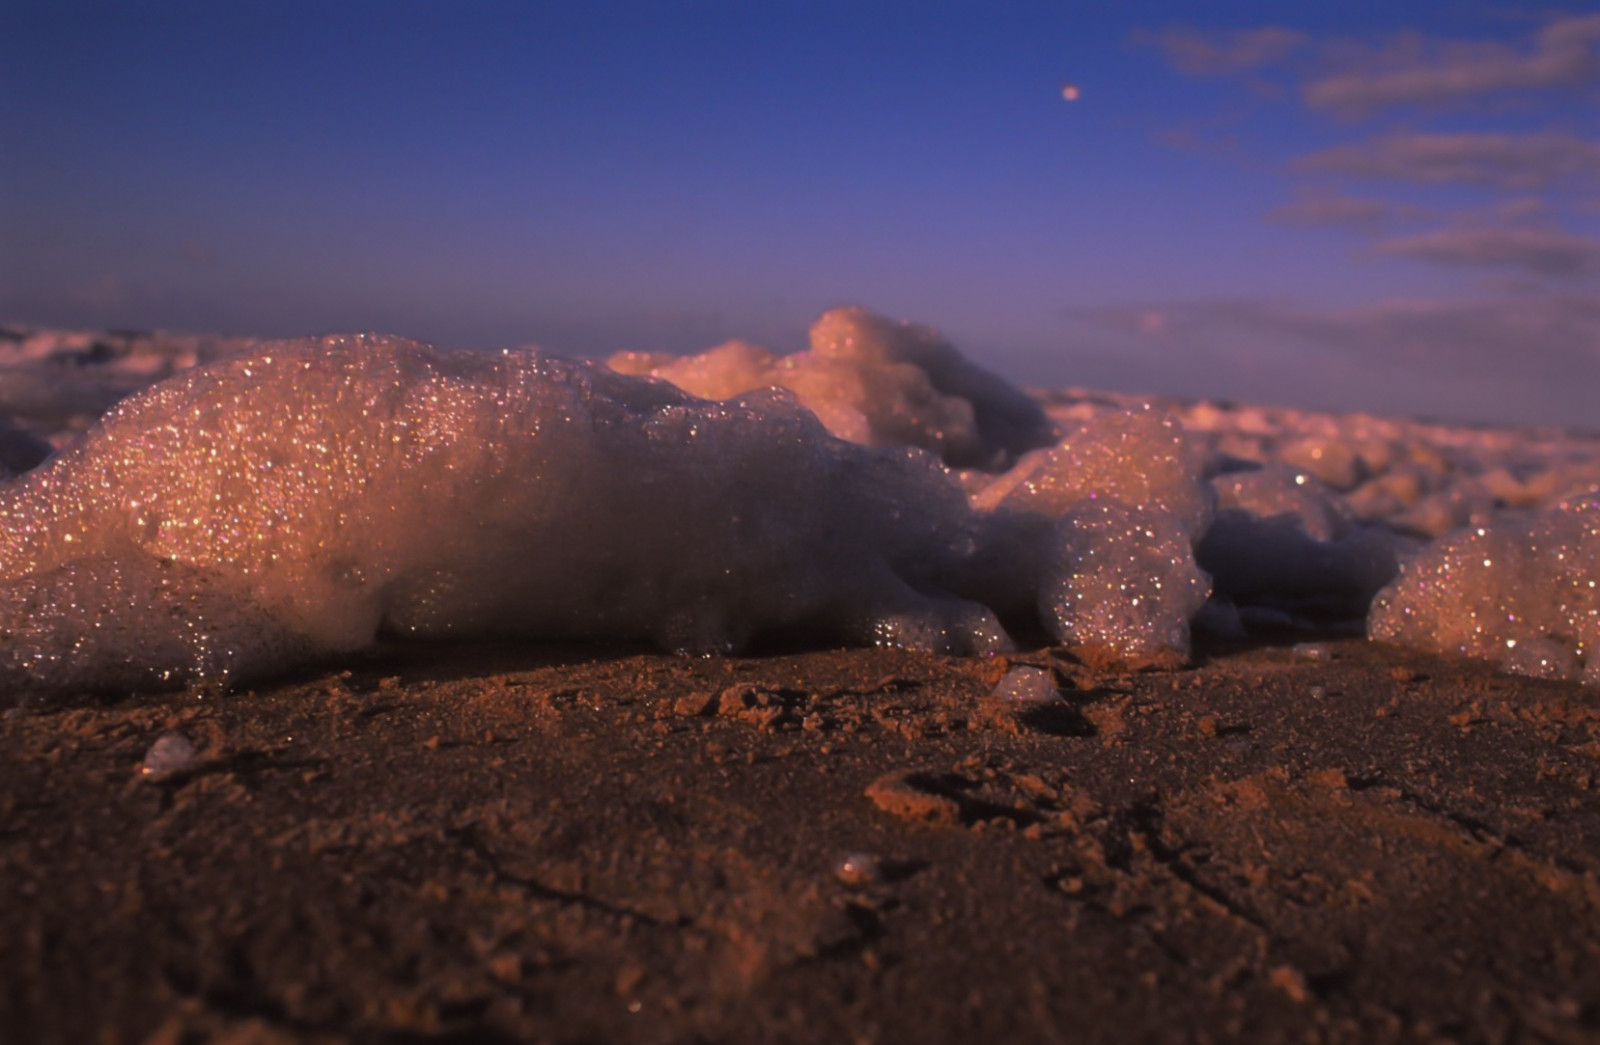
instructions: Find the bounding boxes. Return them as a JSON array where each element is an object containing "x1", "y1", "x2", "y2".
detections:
[{"x1": 2, "y1": 2, "x2": 1597, "y2": 428}]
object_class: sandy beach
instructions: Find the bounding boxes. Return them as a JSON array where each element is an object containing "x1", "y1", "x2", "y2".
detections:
[
  {"x1": 5, "y1": 636, "x2": 1598, "y2": 1044},
  {"x1": 0, "y1": 322, "x2": 1596, "y2": 1042},
  {"x1": 11, "y1": 6, "x2": 1600, "y2": 1040}
]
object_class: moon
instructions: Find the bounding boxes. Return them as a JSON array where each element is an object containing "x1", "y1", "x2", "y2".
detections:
[{"x1": 1061, "y1": 83, "x2": 1081, "y2": 102}]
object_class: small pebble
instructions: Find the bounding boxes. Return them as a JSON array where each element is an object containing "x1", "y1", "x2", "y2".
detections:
[
  {"x1": 140, "y1": 732, "x2": 199, "y2": 781},
  {"x1": 992, "y1": 666, "x2": 1059, "y2": 704},
  {"x1": 833, "y1": 852, "x2": 884, "y2": 888}
]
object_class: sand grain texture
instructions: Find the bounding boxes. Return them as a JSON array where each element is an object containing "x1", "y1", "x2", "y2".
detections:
[{"x1": 3, "y1": 640, "x2": 1599, "y2": 1044}]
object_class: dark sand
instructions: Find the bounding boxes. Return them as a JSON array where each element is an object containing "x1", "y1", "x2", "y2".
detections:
[{"x1": 4, "y1": 639, "x2": 1599, "y2": 1044}]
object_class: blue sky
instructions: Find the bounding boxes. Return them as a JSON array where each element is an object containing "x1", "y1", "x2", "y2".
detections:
[{"x1": 3, "y1": 2, "x2": 1598, "y2": 427}]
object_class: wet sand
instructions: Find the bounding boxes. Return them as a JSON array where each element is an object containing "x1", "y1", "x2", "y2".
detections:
[{"x1": 3, "y1": 640, "x2": 1599, "y2": 1044}]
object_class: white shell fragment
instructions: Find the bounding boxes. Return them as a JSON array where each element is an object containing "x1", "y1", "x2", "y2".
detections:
[
  {"x1": 140, "y1": 731, "x2": 199, "y2": 781},
  {"x1": 991, "y1": 666, "x2": 1060, "y2": 703}
]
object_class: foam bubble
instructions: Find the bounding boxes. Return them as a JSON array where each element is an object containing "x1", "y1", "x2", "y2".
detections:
[
  {"x1": 608, "y1": 306, "x2": 1055, "y2": 469},
  {"x1": 1199, "y1": 463, "x2": 1399, "y2": 625},
  {"x1": 0, "y1": 330, "x2": 1223, "y2": 695},
  {"x1": 970, "y1": 407, "x2": 1213, "y2": 536},
  {"x1": 0, "y1": 336, "x2": 1069, "y2": 692},
  {"x1": 6, "y1": 309, "x2": 1599, "y2": 695},
  {"x1": 1369, "y1": 492, "x2": 1600, "y2": 683},
  {"x1": 1041, "y1": 500, "x2": 1210, "y2": 668}
]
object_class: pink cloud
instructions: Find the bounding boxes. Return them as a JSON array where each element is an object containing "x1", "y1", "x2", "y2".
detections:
[
  {"x1": 1267, "y1": 190, "x2": 1429, "y2": 230},
  {"x1": 1376, "y1": 224, "x2": 1600, "y2": 276},
  {"x1": 65, "y1": 275, "x2": 136, "y2": 310},
  {"x1": 1305, "y1": 14, "x2": 1600, "y2": 116},
  {"x1": 1136, "y1": 25, "x2": 1307, "y2": 76},
  {"x1": 1296, "y1": 132, "x2": 1600, "y2": 191},
  {"x1": 1067, "y1": 289, "x2": 1600, "y2": 428}
]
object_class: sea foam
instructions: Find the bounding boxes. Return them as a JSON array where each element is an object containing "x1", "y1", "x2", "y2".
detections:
[
  {"x1": 1, "y1": 308, "x2": 1598, "y2": 694},
  {"x1": 0, "y1": 320, "x2": 1210, "y2": 693},
  {"x1": 608, "y1": 306, "x2": 1055, "y2": 468},
  {"x1": 1369, "y1": 492, "x2": 1600, "y2": 684}
]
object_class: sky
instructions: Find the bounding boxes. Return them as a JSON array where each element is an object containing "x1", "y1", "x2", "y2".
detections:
[{"x1": 2, "y1": 1, "x2": 1598, "y2": 429}]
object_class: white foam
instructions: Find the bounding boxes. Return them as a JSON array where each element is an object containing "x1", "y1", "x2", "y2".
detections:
[
  {"x1": 964, "y1": 408, "x2": 1216, "y2": 664},
  {"x1": 0, "y1": 329, "x2": 1217, "y2": 693},
  {"x1": 1040, "y1": 499, "x2": 1210, "y2": 667},
  {"x1": 608, "y1": 306, "x2": 1055, "y2": 468},
  {"x1": 0, "y1": 336, "x2": 1032, "y2": 691},
  {"x1": 1369, "y1": 491, "x2": 1600, "y2": 684},
  {"x1": 1198, "y1": 466, "x2": 1399, "y2": 624},
  {"x1": 969, "y1": 407, "x2": 1213, "y2": 536},
  {"x1": 1034, "y1": 383, "x2": 1600, "y2": 674},
  {"x1": 0, "y1": 325, "x2": 256, "y2": 444},
  {"x1": 3, "y1": 309, "x2": 1599, "y2": 693}
]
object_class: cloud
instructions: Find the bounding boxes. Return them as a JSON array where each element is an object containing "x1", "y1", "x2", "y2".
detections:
[
  {"x1": 1492, "y1": 196, "x2": 1550, "y2": 222},
  {"x1": 176, "y1": 241, "x2": 219, "y2": 267},
  {"x1": 1304, "y1": 14, "x2": 1600, "y2": 115},
  {"x1": 64, "y1": 275, "x2": 137, "y2": 310},
  {"x1": 1375, "y1": 224, "x2": 1600, "y2": 276},
  {"x1": 1267, "y1": 190, "x2": 1429, "y2": 230},
  {"x1": 1296, "y1": 131, "x2": 1600, "y2": 190},
  {"x1": 1137, "y1": 26, "x2": 1307, "y2": 76},
  {"x1": 1115, "y1": 15, "x2": 1600, "y2": 428},
  {"x1": 1065, "y1": 290, "x2": 1600, "y2": 428}
]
